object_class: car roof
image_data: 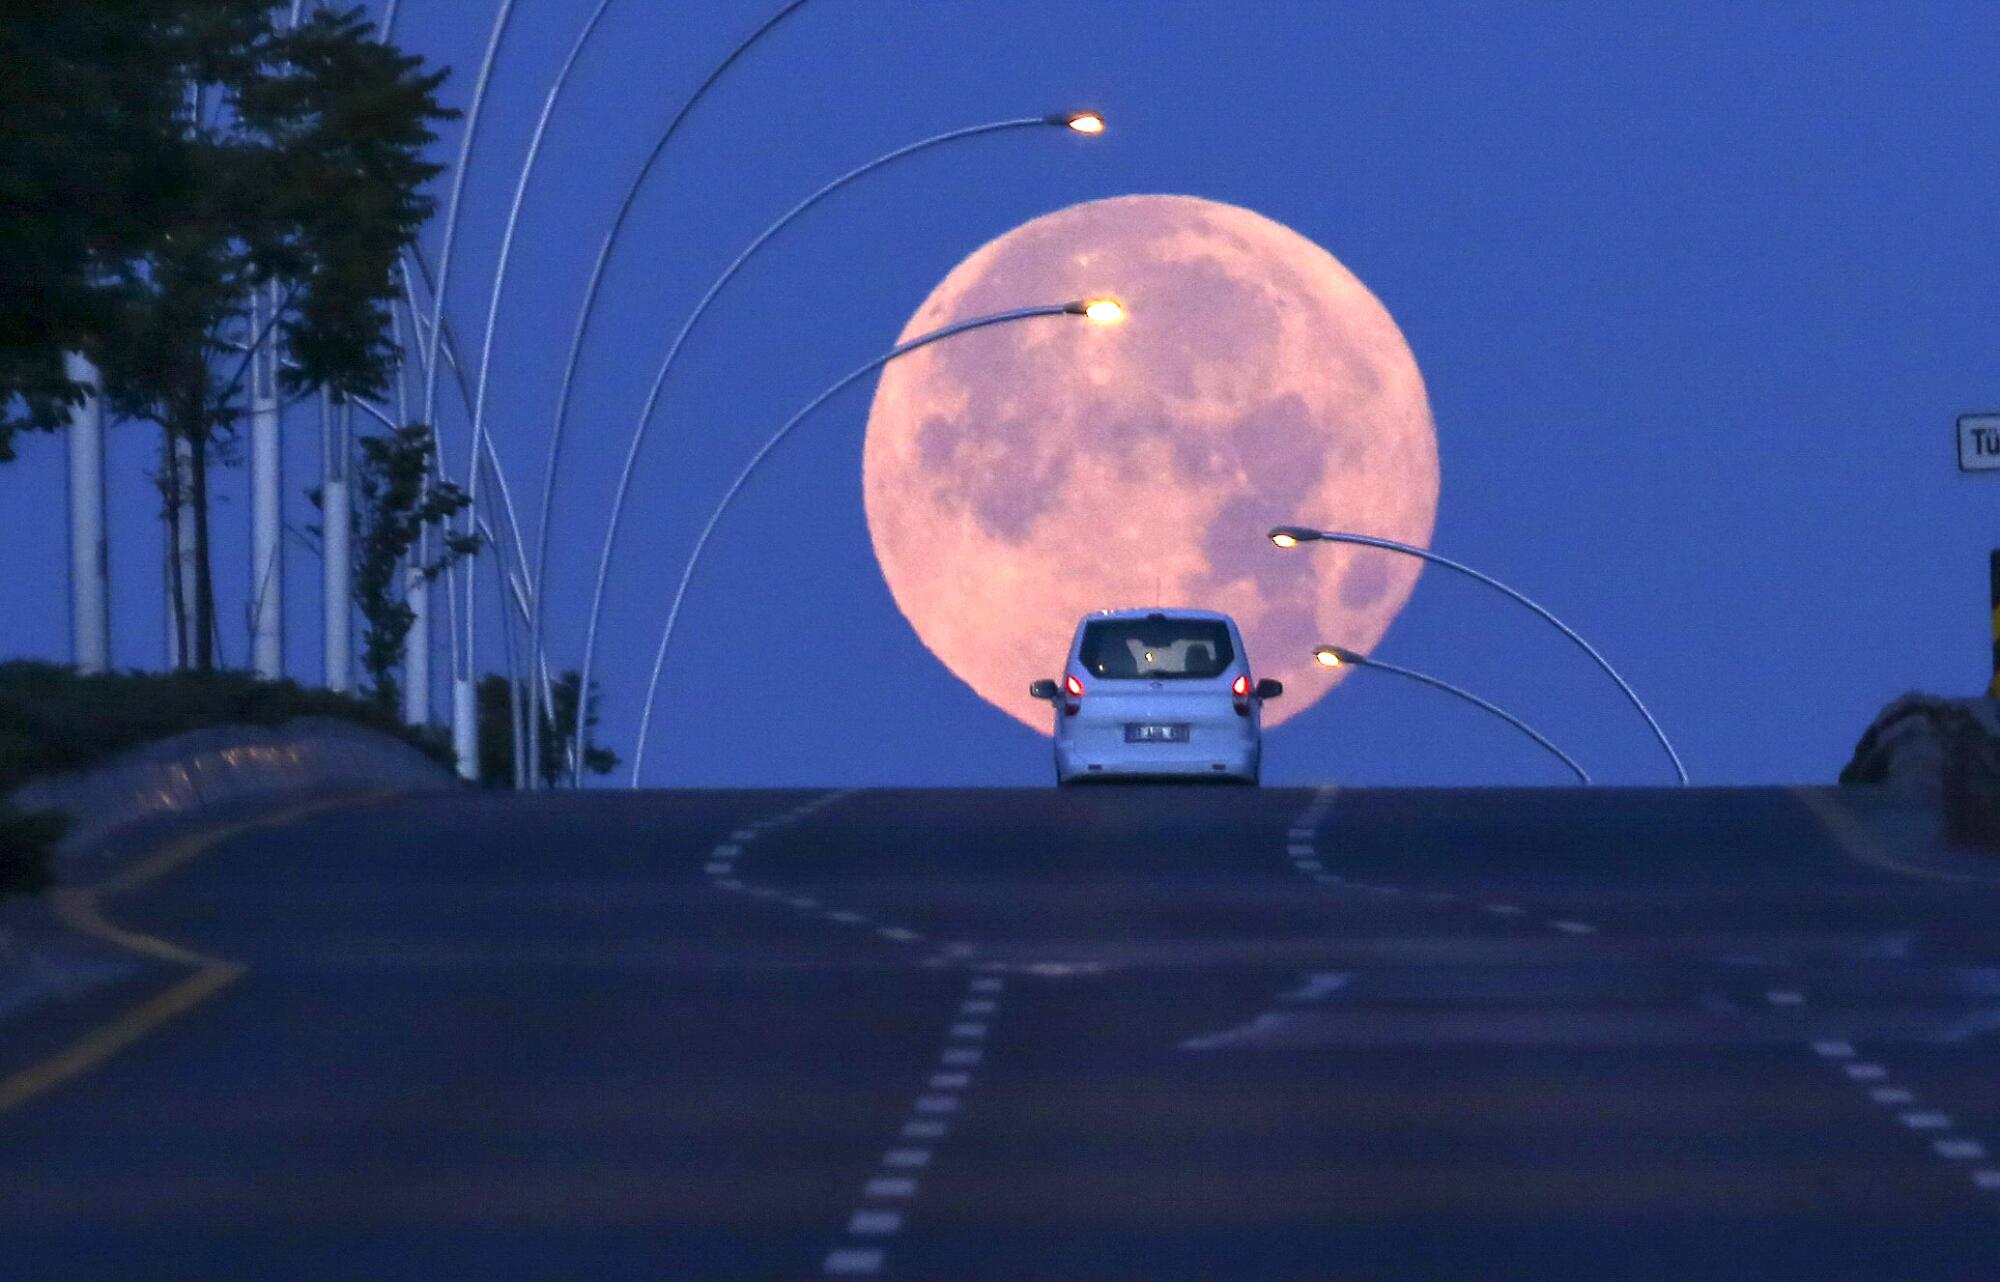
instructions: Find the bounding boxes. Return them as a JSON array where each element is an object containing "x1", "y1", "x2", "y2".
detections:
[{"x1": 1077, "y1": 607, "x2": 1237, "y2": 624}]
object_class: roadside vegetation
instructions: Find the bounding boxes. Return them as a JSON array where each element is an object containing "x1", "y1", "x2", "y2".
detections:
[
  {"x1": 475, "y1": 672, "x2": 619, "y2": 789},
  {"x1": 0, "y1": 662, "x2": 453, "y2": 895},
  {"x1": 0, "y1": 2, "x2": 456, "y2": 669}
]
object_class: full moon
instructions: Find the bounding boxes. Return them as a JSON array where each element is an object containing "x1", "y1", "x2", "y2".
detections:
[{"x1": 862, "y1": 194, "x2": 1438, "y2": 731}]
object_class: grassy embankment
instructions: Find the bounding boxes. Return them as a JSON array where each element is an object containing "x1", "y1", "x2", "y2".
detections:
[{"x1": 0, "y1": 662, "x2": 450, "y2": 896}]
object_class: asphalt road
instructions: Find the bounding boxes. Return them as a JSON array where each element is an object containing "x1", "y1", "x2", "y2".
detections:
[{"x1": 3, "y1": 785, "x2": 1997, "y2": 1280}]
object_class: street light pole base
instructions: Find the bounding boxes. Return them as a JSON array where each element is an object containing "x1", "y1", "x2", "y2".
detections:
[{"x1": 453, "y1": 677, "x2": 479, "y2": 783}]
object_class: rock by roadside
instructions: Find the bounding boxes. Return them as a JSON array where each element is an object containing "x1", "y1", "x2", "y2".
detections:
[{"x1": 1842, "y1": 694, "x2": 2000, "y2": 849}]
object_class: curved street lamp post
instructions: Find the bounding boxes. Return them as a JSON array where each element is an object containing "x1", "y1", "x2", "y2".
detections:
[
  {"x1": 1310, "y1": 645, "x2": 1590, "y2": 785},
  {"x1": 1269, "y1": 526, "x2": 1686, "y2": 785},
  {"x1": 626, "y1": 298, "x2": 1125, "y2": 786},
  {"x1": 527, "y1": 1, "x2": 815, "y2": 783},
  {"x1": 419, "y1": 0, "x2": 517, "y2": 773},
  {"x1": 564, "y1": 110, "x2": 1107, "y2": 783},
  {"x1": 457, "y1": 0, "x2": 618, "y2": 787}
]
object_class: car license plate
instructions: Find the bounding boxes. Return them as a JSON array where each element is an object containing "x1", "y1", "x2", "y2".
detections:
[{"x1": 1125, "y1": 723, "x2": 1189, "y2": 744}]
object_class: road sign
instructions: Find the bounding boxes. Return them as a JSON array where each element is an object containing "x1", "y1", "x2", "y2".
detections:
[{"x1": 1959, "y1": 413, "x2": 2000, "y2": 471}]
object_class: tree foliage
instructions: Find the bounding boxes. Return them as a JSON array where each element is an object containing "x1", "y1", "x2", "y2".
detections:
[
  {"x1": 477, "y1": 671, "x2": 619, "y2": 789},
  {"x1": 0, "y1": 0, "x2": 227, "y2": 456},
  {"x1": 0, "y1": 3, "x2": 455, "y2": 669},
  {"x1": 316, "y1": 423, "x2": 477, "y2": 711}
]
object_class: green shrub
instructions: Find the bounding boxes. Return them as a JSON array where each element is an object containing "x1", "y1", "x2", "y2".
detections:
[
  {"x1": 0, "y1": 660, "x2": 452, "y2": 795},
  {"x1": 0, "y1": 802, "x2": 65, "y2": 897}
]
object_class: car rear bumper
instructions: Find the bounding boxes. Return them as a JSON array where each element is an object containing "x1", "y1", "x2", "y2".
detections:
[{"x1": 1055, "y1": 740, "x2": 1260, "y2": 784}]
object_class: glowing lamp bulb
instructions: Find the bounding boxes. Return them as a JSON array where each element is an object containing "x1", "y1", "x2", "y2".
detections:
[
  {"x1": 1082, "y1": 298, "x2": 1125, "y2": 325},
  {"x1": 1313, "y1": 647, "x2": 1343, "y2": 668},
  {"x1": 1270, "y1": 532, "x2": 1299, "y2": 548},
  {"x1": 1066, "y1": 112, "x2": 1105, "y2": 135}
]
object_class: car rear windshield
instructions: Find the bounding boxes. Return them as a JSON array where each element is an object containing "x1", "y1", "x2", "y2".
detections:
[{"x1": 1079, "y1": 618, "x2": 1236, "y2": 680}]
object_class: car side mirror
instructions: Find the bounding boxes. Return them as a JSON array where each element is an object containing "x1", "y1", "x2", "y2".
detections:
[
  {"x1": 1254, "y1": 678, "x2": 1284, "y2": 700},
  {"x1": 1028, "y1": 678, "x2": 1060, "y2": 700}
]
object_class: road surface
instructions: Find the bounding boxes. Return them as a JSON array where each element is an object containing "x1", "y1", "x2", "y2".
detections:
[{"x1": 2, "y1": 785, "x2": 1996, "y2": 1279}]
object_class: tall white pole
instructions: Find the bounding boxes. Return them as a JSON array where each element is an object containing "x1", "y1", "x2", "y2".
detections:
[
  {"x1": 453, "y1": 674, "x2": 478, "y2": 781},
  {"x1": 64, "y1": 353, "x2": 110, "y2": 674},
  {"x1": 322, "y1": 400, "x2": 352, "y2": 691},
  {"x1": 249, "y1": 288, "x2": 284, "y2": 679},
  {"x1": 403, "y1": 540, "x2": 429, "y2": 724},
  {"x1": 420, "y1": 0, "x2": 517, "y2": 781},
  {"x1": 168, "y1": 435, "x2": 199, "y2": 668}
]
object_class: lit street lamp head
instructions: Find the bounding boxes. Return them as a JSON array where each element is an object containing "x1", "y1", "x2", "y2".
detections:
[
  {"x1": 1312, "y1": 644, "x2": 1364, "y2": 668},
  {"x1": 1268, "y1": 525, "x2": 1322, "y2": 548},
  {"x1": 1058, "y1": 111, "x2": 1106, "y2": 134},
  {"x1": 1081, "y1": 297, "x2": 1125, "y2": 325}
]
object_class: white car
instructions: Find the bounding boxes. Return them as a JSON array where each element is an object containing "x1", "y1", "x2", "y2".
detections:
[{"x1": 1029, "y1": 608, "x2": 1282, "y2": 786}]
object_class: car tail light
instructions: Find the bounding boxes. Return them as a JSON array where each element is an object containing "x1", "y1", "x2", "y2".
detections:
[
  {"x1": 1065, "y1": 674, "x2": 1085, "y2": 698},
  {"x1": 1231, "y1": 674, "x2": 1251, "y2": 697}
]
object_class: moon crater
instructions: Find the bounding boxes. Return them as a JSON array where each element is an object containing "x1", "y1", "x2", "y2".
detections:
[{"x1": 862, "y1": 194, "x2": 1439, "y2": 731}]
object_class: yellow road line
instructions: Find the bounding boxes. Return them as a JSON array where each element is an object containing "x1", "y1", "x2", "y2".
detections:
[
  {"x1": 95, "y1": 793, "x2": 370, "y2": 897},
  {"x1": 1792, "y1": 786, "x2": 2000, "y2": 887},
  {"x1": 0, "y1": 790, "x2": 397, "y2": 1118},
  {"x1": 51, "y1": 889, "x2": 219, "y2": 969},
  {"x1": 0, "y1": 964, "x2": 242, "y2": 1114}
]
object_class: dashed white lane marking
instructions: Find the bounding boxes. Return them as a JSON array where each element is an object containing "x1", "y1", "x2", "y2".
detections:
[
  {"x1": 817, "y1": 973, "x2": 1007, "y2": 1274},
  {"x1": 1810, "y1": 1038, "x2": 2000, "y2": 1199},
  {"x1": 848, "y1": 1210, "x2": 902, "y2": 1235},
  {"x1": 1766, "y1": 990, "x2": 1805, "y2": 1007},
  {"x1": 1281, "y1": 972, "x2": 1351, "y2": 1003},
  {"x1": 709, "y1": 791, "x2": 942, "y2": 955},
  {"x1": 822, "y1": 1248, "x2": 883, "y2": 1275},
  {"x1": 1284, "y1": 791, "x2": 1605, "y2": 941}
]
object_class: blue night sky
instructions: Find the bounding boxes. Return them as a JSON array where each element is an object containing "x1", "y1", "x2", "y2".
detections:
[{"x1": 4, "y1": 1, "x2": 1999, "y2": 788}]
